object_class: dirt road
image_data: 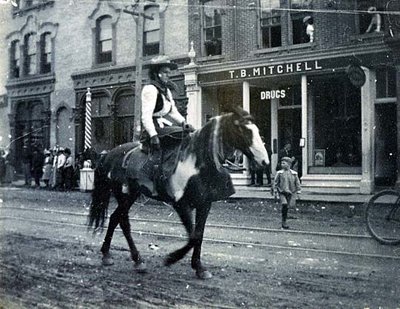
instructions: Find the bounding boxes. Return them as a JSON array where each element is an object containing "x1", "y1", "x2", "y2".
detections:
[{"x1": 0, "y1": 187, "x2": 399, "y2": 308}]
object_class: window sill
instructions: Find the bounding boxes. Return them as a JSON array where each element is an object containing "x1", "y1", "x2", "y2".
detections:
[
  {"x1": 7, "y1": 72, "x2": 55, "y2": 85},
  {"x1": 92, "y1": 61, "x2": 116, "y2": 70},
  {"x1": 252, "y1": 42, "x2": 316, "y2": 56},
  {"x1": 12, "y1": 0, "x2": 55, "y2": 17},
  {"x1": 350, "y1": 31, "x2": 385, "y2": 43},
  {"x1": 197, "y1": 54, "x2": 225, "y2": 64}
]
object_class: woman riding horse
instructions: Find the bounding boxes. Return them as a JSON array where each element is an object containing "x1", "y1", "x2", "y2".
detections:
[{"x1": 88, "y1": 96, "x2": 269, "y2": 279}]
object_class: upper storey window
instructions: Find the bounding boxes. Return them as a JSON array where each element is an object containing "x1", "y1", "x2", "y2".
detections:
[
  {"x1": 291, "y1": 0, "x2": 314, "y2": 44},
  {"x1": 202, "y1": 0, "x2": 222, "y2": 56},
  {"x1": 24, "y1": 33, "x2": 36, "y2": 75},
  {"x1": 260, "y1": 0, "x2": 281, "y2": 48},
  {"x1": 143, "y1": 4, "x2": 160, "y2": 57},
  {"x1": 96, "y1": 16, "x2": 113, "y2": 64},
  {"x1": 40, "y1": 32, "x2": 52, "y2": 74},
  {"x1": 356, "y1": 0, "x2": 384, "y2": 34},
  {"x1": 10, "y1": 40, "x2": 20, "y2": 78}
]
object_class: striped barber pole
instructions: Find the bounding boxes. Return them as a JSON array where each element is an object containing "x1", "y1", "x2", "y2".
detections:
[{"x1": 84, "y1": 88, "x2": 92, "y2": 150}]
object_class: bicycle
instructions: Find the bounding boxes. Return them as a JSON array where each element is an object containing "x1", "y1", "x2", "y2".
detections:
[{"x1": 365, "y1": 189, "x2": 400, "y2": 245}]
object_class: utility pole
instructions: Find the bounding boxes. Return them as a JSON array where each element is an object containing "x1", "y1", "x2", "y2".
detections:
[{"x1": 123, "y1": 1, "x2": 147, "y2": 141}]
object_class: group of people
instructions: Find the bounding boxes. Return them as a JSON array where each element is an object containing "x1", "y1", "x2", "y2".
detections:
[{"x1": 22, "y1": 146, "x2": 77, "y2": 191}]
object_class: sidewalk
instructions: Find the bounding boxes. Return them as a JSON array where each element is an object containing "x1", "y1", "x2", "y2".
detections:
[
  {"x1": 7, "y1": 179, "x2": 373, "y2": 204},
  {"x1": 232, "y1": 185, "x2": 373, "y2": 204}
]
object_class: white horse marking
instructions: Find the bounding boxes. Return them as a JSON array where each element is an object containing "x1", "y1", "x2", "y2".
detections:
[
  {"x1": 246, "y1": 124, "x2": 270, "y2": 165},
  {"x1": 170, "y1": 154, "x2": 199, "y2": 201}
]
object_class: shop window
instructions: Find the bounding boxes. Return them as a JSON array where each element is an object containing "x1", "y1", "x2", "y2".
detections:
[
  {"x1": 309, "y1": 74, "x2": 362, "y2": 174},
  {"x1": 143, "y1": 4, "x2": 160, "y2": 57},
  {"x1": 24, "y1": 33, "x2": 36, "y2": 75},
  {"x1": 290, "y1": 0, "x2": 313, "y2": 44},
  {"x1": 10, "y1": 40, "x2": 20, "y2": 78},
  {"x1": 115, "y1": 93, "x2": 135, "y2": 145},
  {"x1": 96, "y1": 16, "x2": 112, "y2": 64},
  {"x1": 202, "y1": 0, "x2": 222, "y2": 56},
  {"x1": 40, "y1": 32, "x2": 52, "y2": 74},
  {"x1": 91, "y1": 95, "x2": 112, "y2": 151},
  {"x1": 279, "y1": 85, "x2": 301, "y2": 107},
  {"x1": 376, "y1": 67, "x2": 396, "y2": 99},
  {"x1": 356, "y1": 0, "x2": 383, "y2": 34},
  {"x1": 260, "y1": 0, "x2": 281, "y2": 48}
]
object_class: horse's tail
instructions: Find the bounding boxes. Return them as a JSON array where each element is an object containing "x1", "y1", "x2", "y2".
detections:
[{"x1": 88, "y1": 155, "x2": 111, "y2": 231}]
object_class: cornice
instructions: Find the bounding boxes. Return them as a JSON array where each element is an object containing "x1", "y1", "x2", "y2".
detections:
[{"x1": 6, "y1": 74, "x2": 56, "y2": 98}]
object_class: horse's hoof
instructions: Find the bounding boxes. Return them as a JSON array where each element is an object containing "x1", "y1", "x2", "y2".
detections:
[
  {"x1": 196, "y1": 270, "x2": 213, "y2": 280},
  {"x1": 164, "y1": 255, "x2": 175, "y2": 266},
  {"x1": 135, "y1": 262, "x2": 147, "y2": 273},
  {"x1": 102, "y1": 255, "x2": 114, "y2": 266}
]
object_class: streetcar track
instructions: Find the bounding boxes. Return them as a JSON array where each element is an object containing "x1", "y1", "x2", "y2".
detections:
[
  {"x1": 0, "y1": 205, "x2": 371, "y2": 240},
  {"x1": 1, "y1": 214, "x2": 399, "y2": 260}
]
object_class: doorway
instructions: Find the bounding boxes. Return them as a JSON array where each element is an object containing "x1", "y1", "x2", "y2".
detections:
[{"x1": 375, "y1": 103, "x2": 397, "y2": 186}]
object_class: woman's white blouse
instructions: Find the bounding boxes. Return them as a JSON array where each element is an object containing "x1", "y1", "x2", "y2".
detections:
[{"x1": 141, "y1": 84, "x2": 185, "y2": 137}]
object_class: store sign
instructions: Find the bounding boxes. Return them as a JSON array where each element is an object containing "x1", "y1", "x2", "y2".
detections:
[
  {"x1": 228, "y1": 60, "x2": 323, "y2": 80},
  {"x1": 346, "y1": 64, "x2": 366, "y2": 88},
  {"x1": 260, "y1": 90, "x2": 286, "y2": 100}
]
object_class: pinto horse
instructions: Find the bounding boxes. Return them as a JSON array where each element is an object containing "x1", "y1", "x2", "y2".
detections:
[{"x1": 88, "y1": 108, "x2": 269, "y2": 279}]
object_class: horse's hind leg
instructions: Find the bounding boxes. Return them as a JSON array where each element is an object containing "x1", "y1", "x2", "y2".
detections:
[{"x1": 115, "y1": 185, "x2": 146, "y2": 272}]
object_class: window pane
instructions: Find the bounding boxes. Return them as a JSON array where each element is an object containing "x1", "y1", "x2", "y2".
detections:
[
  {"x1": 311, "y1": 75, "x2": 361, "y2": 170},
  {"x1": 145, "y1": 30, "x2": 160, "y2": 44},
  {"x1": 101, "y1": 40, "x2": 112, "y2": 52},
  {"x1": 144, "y1": 5, "x2": 160, "y2": 31}
]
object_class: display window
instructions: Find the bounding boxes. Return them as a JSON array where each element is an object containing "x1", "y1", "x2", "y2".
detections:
[{"x1": 308, "y1": 74, "x2": 362, "y2": 174}]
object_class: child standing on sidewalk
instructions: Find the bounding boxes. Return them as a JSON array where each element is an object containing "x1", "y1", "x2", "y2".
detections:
[{"x1": 272, "y1": 157, "x2": 301, "y2": 229}]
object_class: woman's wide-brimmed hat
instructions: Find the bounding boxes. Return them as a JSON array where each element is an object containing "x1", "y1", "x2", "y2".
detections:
[
  {"x1": 148, "y1": 55, "x2": 178, "y2": 70},
  {"x1": 303, "y1": 15, "x2": 312, "y2": 23},
  {"x1": 367, "y1": 6, "x2": 377, "y2": 13}
]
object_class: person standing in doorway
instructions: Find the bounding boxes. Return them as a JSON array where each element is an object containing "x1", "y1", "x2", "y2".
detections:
[
  {"x1": 272, "y1": 157, "x2": 301, "y2": 229},
  {"x1": 63, "y1": 148, "x2": 74, "y2": 191},
  {"x1": 22, "y1": 145, "x2": 32, "y2": 186}
]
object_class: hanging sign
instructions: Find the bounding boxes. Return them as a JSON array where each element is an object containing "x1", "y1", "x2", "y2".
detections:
[{"x1": 346, "y1": 64, "x2": 366, "y2": 88}]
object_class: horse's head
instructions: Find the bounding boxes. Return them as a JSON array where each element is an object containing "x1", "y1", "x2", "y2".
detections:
[{"x1": 223, "y1": 107, "x2": 270, "y2": 167}]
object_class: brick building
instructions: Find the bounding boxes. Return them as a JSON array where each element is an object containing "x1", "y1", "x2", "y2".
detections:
[
  {"x1": 183, "y1": 0, "x2": 400, "y2": 194},
  {"x1": 0, "y1": 0, "x2": 190, "y2": 171}
]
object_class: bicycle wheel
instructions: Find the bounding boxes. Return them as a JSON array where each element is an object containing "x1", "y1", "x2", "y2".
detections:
[{"x1": 365, "y1": 190, "x2": 400, "y2": 245}]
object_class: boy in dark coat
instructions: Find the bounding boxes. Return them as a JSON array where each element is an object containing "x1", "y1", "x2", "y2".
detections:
[{"x1": 272, "y1": 157, "x2": 301, "y2": 229}]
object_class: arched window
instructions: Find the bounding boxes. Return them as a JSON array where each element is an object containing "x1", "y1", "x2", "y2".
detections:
[
  {"x1": 143, "y1": 5, "x2": 160, "y2": 56},
  {"x1": 24, "y1": 33, "x2": 37, "y2": 75},
  {"x1": 40, "y1": 32, "x2": 52, "y2": 73},
  {"x1": 96, "y1": 16, "x2": 112, "y2": 64},
  {"x1": 10, "y1": 40, "x2": 20, "y2": 78}
]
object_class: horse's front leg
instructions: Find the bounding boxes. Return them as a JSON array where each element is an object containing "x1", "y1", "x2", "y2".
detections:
[
  {"x1": 164, "y1": 202, "x2": 194, "y2": 266},
  {"x1": 191, "y1": 201, "x2": 212, "y2": 279}
]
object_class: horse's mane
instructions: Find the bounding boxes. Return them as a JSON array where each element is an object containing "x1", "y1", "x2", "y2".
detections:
[{"x1": 179, "y1": 114, "x2": 230, "y2": 171}]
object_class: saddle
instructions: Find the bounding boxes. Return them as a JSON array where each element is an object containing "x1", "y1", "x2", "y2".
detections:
[{"x1": 123, "y1": 127, "x2": 190, "y2": 198}]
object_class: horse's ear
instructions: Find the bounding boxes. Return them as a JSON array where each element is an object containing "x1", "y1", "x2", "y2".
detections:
[{"x1": 231, "y1": 106, "x2": 253, "y2": 123}]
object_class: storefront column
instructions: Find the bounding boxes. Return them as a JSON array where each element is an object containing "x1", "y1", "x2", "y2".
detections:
[
  {"x1": 301, "y1": 75, "x2": 308, "y2": 179},
  {"x1": 182, "y1": 65, "x2": 202, "y2": 129},
  {"x1": 243, "y1": 81, "x2": 250, "y2": 175},
  {"x1": 360, "y1": 68, "x2": 375, "y2": 194},
  {"x1": 396, "y1": 65, "x2": 400, "y2": 189},
  {"x1": 243, "y1": 81, "x2": 250, "y2": 112},
  {"x1": 270, "y1": 98, "x2": 278, "y2": 173}
]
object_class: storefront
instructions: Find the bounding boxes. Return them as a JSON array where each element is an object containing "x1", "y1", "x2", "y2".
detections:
[{"x1": 182, "y1": 51, "x2": 398, "y2": 194}]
